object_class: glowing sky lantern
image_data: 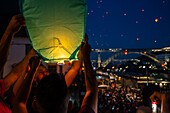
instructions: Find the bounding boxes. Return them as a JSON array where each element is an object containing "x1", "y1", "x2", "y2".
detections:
[
  {"x1": 155, "y1": 19, "x2": 158, "y2": 22},
  {"x1": 137, "y1": 37, "x2": 139, "y2": 40},
  {"x1": 20, "y1": 0, "x2": 87, "y2": 63}
]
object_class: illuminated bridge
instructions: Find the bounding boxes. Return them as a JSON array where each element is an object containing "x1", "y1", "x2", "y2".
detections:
[{"x1": 92, "y1": 47, "x2": 170, "y2": 68}]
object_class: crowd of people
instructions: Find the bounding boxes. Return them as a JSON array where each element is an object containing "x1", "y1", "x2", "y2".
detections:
[
  {"x1": 0, "y1": 15, "x2": 169, "y2": 113},
  {"x1": 98, "y1": 86, "x2": 143, "y2": 113}
]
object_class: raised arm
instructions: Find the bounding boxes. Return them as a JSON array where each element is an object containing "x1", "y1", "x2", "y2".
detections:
[
  {"x1": 12, "y1": 56, "x2": 41, "y2": 113},
  {"x1": 65, "y1": 59, "x2": 81, "y2": 88},
  {"x1": 0, "y1": 14, "x2": 26, "y2": 72},
  {"x1": 80, "y1": 35, "x2": 98, "y2": 113},
  {"x1": 10, "y1": 49, "x2": 36, "y2": 95},
  {"x1": 150, "y1": 91, "x2": 169, "y2": 113}
]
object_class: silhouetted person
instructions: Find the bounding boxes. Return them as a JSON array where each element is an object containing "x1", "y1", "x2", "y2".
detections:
[{"x1": 12, "y1": 34, "x2": 98, "y2": 113}]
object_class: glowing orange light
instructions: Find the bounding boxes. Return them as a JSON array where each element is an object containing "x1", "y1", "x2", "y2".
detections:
[
  {"x1": 112, "y1": 84, "x2": 115, "y2": 87},
  {"x1": 102, "y1": 16, "x2": 104, "y2": 18},
  {"x1": 155, "y1": 40, "x2": 157, "y2": 43},
  {"x1": 142, "y1": 9, "x2": 144, "y2": 12},
  {"x1": 137, "y1": 37, "x2": 139, "y2": 40},
  {"x1": 124, "y1": 49, "x2": 127, "y2": 55},
  {"x1": 88, "y1": 13, "x2": 90, "y2": 15},
  {"x1": 136, "y1": 21, "x2": 139, "y2": 23},
  {"x1": 144, "y1": 52, "x2": 146, "y2": 54},
  {"x1": 124, "y1": 13, "x2": 127, "y2": 16},
  {"x1": 91, "y1": 10, "x2": 93, "y2": 13},
  {"x1": 155, "y1": 19, "x2": 158, "y2": 22},
  {"x1": 160, "y1": 17, "x2": 162, "y2": 19},
  {"x1": 161, "y1": 63, "x2": 164, "y2": 67}
]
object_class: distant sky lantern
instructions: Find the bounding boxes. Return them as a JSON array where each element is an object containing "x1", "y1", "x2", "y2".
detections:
[
  {"x1": 142, "y1": 9, "x2": 144, "y2": 12},
  {"x1": 155, "y1": 19, "x2": 158, "y2": 22},
  {"x1": 124, "y1": 13, "x2": 127, "y2": 16},
  {"x1": 106, "y1": 12, "x2": 109, "y2": 14},
  {"x1": 20, "y1": 0, "x2": 87, "y2": 63},
  {"x1": 160, "y1": 17, "x2": 162, "y2": 19},
  {"x1": 136, "y1": 21, "x2": 139, "y2": 23},
  {"x1": 155, "y1": 40, "x2": 157, "y2": 43},
  {"x1": 137, "y1": 37, "x2": 139, "y2": 40}
]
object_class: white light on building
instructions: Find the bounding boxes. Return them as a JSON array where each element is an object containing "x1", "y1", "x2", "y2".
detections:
[{"x1": 152, "y1": 102, "x2": 157, "y2": 113}]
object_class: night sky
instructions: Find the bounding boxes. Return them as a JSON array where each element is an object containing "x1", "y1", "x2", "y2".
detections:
[
  {"x1": 0, "y1": 0, "x2": 170, "y2": 49},
  {"x1": 86, "y1": 0, "x2": 170, "y2": 49}
]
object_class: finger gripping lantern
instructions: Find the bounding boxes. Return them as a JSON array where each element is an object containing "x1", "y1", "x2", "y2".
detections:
[{"x1": 20, "y1": 0, "x2": 87, "y2": 63}]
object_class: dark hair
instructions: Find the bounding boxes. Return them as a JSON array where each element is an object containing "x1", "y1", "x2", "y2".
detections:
[{"x1": 35, "y1": 73, "x2": 68, "y2": 113}]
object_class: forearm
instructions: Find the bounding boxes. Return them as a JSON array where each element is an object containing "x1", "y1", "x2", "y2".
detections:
[
  {"x1": 12, "y1": 56, "x2": 40, "y2": 113},
  {"x1": 12, "y1": 72, "x2": 26, "y2": 96},
  {"x1": 4, "y1": 49, "x2": 36, "y2": 91},
  {"x1": 13, "y1": 68, "x2": 37, "y2": 105},
  {"x1": 65, "y1": 60, "x2": 81, "y2": 87},
  {"x1": 84, "y1": 56, "x2": 97, "y2": 92},
  {"x1": 12, "y1": 70, "x2": 36, "y2": 113},
  {"x1": 0, "y1": 32, "x2": 14, "y2": 72},
  {"x1": 82, "y1": 56, "x2": 98, "y2": 113},
  {"x1": 65, "y1": 68, "x2": 79, "y2": 88}
]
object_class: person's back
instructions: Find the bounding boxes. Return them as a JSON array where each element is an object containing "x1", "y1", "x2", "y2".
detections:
[{"x1": 34, "y1": 73, "x2": 69, "y2": 113}]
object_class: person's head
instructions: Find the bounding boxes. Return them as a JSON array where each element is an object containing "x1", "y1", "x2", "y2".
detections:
[
  {"x1": 34, "y1": 64, "x2": 49, "y2": 83},
  {"x1": 33, "y1": 73, "x2": 69, "y2": 113}
]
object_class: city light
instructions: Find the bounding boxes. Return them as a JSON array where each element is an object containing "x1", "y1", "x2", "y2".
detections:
[
  {"x1": 124, "y1": 50, "x2": 127, "y2": 55},
  {"x1": 161, "y1": 63, "x2": 164, "y2": 67}
]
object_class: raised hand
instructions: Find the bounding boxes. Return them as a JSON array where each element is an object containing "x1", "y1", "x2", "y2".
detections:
[
  {"x1": 6, "y1": 14, "x2": 26, "y2": 34},
  {"x1": 29, "y1": 56, "x2": 41, "y2": 71},
  {"x1": 79, "y1": 33, "x2": 91, "y2": 61}
]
